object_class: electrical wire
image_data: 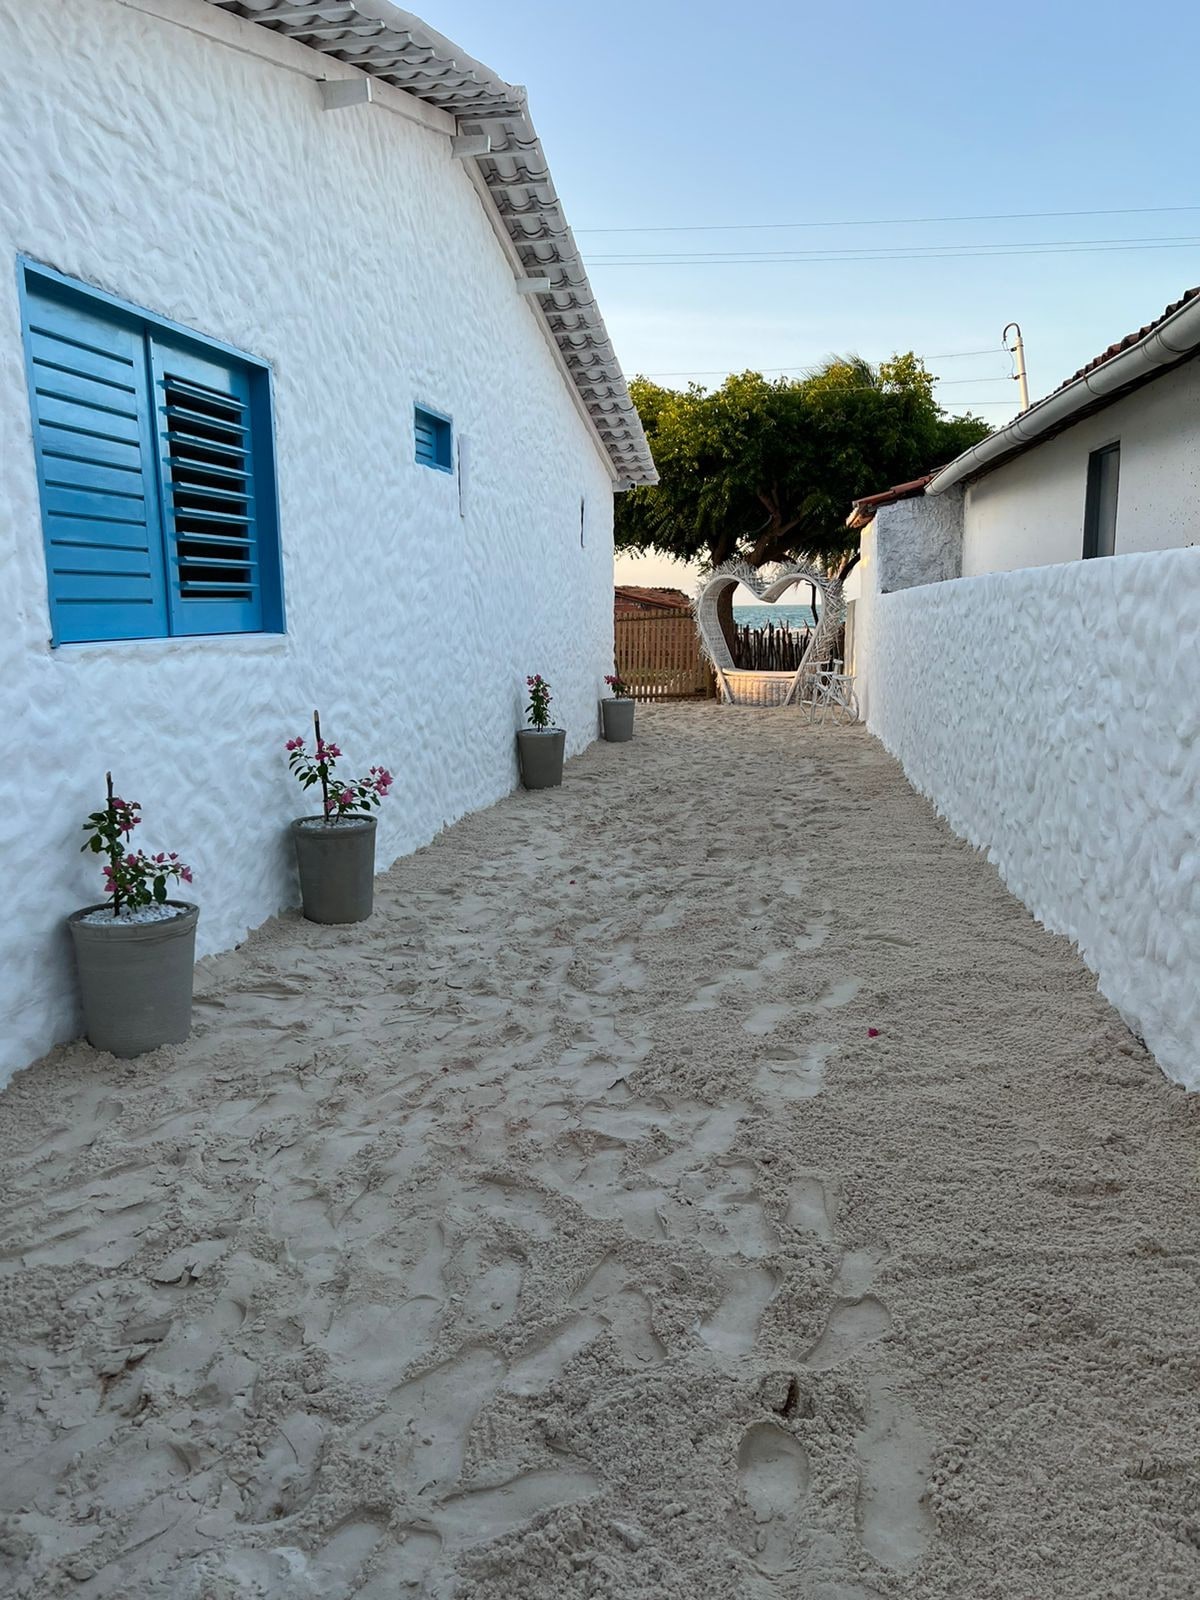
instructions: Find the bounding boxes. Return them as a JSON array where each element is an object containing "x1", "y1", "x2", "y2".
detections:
[
  {"x1": 589, "y1": 232, "x2": 1200, "y2": 262},
  {"x1": 589, "y1": 239, "x2": 1200, "y2": 267},
  {"x1": 640, "y1": 347, "x2": 1006, "y2": 376},
  {"x1": 576, "y1": 204, "x2": 1200, "y2": 235}
]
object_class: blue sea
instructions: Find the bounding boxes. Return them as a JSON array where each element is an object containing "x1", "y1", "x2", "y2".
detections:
[{"x1": 733, "y1": 604, "x2": 820, "y2": 630}]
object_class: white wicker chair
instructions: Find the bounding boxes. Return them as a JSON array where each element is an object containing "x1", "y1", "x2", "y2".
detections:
[{"x1": 695, "y1": 561, "x2": 846, "y2": 707}]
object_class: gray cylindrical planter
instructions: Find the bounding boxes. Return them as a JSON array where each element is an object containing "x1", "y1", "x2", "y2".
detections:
[
  {"x1": 600, "y1": 697, "x2": 635, "y2": 742},
  {"x1": 517, "y1": 727, "x2": 566, "y2": 789},
  {"x1": 291, "y1": 816, "x2": 377, "y2": 924},
  {"x1": 68, "y1": 901, "x2": 199, "y2": 1058}
]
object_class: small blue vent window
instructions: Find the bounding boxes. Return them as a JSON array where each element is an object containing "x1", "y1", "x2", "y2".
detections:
[
  {"x1": 414, "y1": 405, "x2": 453, "y2": 473},
  {"x1": 19, "y1": 260, "x2": 283, "y2": 646}
]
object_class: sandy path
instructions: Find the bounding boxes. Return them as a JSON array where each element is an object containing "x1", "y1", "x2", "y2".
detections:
[{"x1": 2, "y1": 704, "x2": 1198, "y2": 1599}]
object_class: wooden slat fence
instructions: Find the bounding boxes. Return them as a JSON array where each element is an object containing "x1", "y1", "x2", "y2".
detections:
[{"x1": 614, "y1": 609, "x2": 714, "y2": 701}]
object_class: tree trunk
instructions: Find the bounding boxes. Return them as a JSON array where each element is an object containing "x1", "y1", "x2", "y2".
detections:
[{"x1": 716, "y1": 583, "x2": 738, "y2": 662}]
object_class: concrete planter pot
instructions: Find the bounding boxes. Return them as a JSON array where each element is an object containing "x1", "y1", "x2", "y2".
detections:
[
  {"x1": 517, "y1": 727, "x2": 566, "y2": 789},
  {"x1": 68, "y1": 901, "x2": 199, "y2": 1058},
  {"x1": 291, "y1": 816, "x2": 378, "y2": 924},
  {"x1": 600, "y1": 697, "x2": 635, "y2": 742}
]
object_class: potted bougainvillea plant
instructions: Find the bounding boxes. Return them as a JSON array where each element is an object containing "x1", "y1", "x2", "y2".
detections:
[
  {"x1": 67, "y1": 775, "x2": 197, "y2": 1057},
  {"x1": 287, "y1": 711, "x2": 393, "y2": 924},
  {"x1": 600, "y1": 671, "x2": 635, "y2": 743},
  {"x1": 516, "y1": 674, "x2": 565, "y2": 789}
]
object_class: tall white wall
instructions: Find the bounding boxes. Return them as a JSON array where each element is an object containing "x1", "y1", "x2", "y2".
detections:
[
  {"x1": 854, "y1": 546, "x2": 1200, "y2": 1089},
  {"x1": 0, "y1": 0, "x2": 619, "y2": 1082},
  {"x1": 962, "y1": 358, "x2": 1200, "y2": 575}
]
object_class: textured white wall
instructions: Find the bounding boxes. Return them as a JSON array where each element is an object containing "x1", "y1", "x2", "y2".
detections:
[
  {"x1": 0, "y1": 0, "x2": 619, "y2": 1081},
  {"x1": 874, "y1": 488, "x2": 964, "y2": 592},
  {"x1": 962, "y1": 359, "x2": 1200, "y2": 575},
  {"x1": 854, "y1": 546, "x2": 1200, "y2": 1089}
]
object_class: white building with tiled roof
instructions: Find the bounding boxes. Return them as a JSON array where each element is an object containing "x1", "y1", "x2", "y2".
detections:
[
  {"x1": 925, "y1": 287, "x2": 1200, "y2": 575},
  {"x1": 0, "y1": 0, "x2": 653, "y2": 1079}
]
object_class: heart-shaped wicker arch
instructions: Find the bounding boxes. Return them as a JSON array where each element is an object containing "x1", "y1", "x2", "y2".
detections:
[{"x1": 695, "y1": 560, "x2": 846, "y2": 706}]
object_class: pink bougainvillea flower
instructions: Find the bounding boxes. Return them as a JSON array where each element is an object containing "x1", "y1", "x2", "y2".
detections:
[
  {"x1": 286, "y1": 736, "x2": 304, "y2": 751},
  {"x1": 181, "y1": 867, "x2": 193, "y2": 884}
]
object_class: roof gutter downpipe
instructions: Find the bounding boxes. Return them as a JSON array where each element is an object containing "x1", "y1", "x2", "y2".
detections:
[{"x1": 926, "y1": 294, "x2": 1200, "y2": 495}]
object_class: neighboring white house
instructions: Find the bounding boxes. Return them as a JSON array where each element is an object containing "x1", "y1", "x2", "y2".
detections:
[
  {"x1": 0, "y1": 0, "x2": 655, "y2": 1082},
  {"x1": 842, "y1": 287, "x2": 1200, "y2": 1091},
  {"x1": 847, "y1": 285, "x2": 1200, "y2": 588},
  {"x1": 928, "y1": 287, "x2": 1200, "y2": 575}
]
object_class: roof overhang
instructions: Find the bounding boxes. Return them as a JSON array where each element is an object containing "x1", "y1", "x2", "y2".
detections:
[
  {"x1": 845, "y1": 473, "x2": 935, "y2": 530},
  {"x1": 205, "y1": 1, "x2": 657, "y2": 486},
  {"x1": 926, "y1": 291, "x2": 1200, "y2": 496}
]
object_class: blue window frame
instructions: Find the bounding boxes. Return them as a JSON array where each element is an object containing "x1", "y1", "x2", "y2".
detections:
[
  {"x1": 414, "y1": 404, "x2": 453, "y2": 473},
  {"x1": 18, "y1": 260, "x2": 284, "y2": 645}
]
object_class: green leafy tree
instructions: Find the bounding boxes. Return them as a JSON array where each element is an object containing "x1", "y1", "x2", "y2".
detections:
[{"x1": 616, "y1": 354, "x2": 990, "y2": 579}]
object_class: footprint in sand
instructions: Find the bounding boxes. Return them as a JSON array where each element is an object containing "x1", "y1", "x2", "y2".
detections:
[
  {"x1": 784, "y1": 1174, "x2": 835, "y2": 1242},
  {"x1": 458, "y1": 1248, "x2": 524, "y2": 1332},
  {"x1": 854, "y1": 1378, "x2": 934, "y2": 1571},
  {"x1": 572, "y1": 1256, "x2": 666, "y2": 1366},
  {"x1": 355, "y1": 1528, "x2": 443, "y2": 1597},
  {"x1": 241, "y1": 1409, "x2": 327, "y2": 1522},
  {"x1": 688, "y1": 1162, "x2": 779, "y2": 1258},
  {"x1": 743, "y1": 1003, "x2": 791, "y2": 1037},
  {"x1": 383, "y1": 1347, "x2": 504, "y2": 1496},
  {"x1": 437, "y1": 1466, "x2": 600, "y2": 1545},
  {"x1": 699, "y1": 1265, "x2": 779, "y2": 1357},
  {"x1": 815, "y1": 976, "x2": 862, "y2": 1010},
  {"x1": 756, "y1": 1044, "x2": 833, "y2": 1103},
  {"x1": 733, "y1": 1422, "x2": 811, "y2": 1574},
  {"x1": 505, "y1": 1316, "x2": 604, "y2": 1395},
  {"x1": 803, "y1": 1298, "x2": 892, "y2": 1370},
  {"x1": 324, "y1": 1296, "x2": 443, "y2": 1384}
]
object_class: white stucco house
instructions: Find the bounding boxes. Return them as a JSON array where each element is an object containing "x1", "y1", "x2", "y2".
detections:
[
  {"x1": 0, "y1": 0, "x2": 655, "y2": 1081},
  {"x1": 847, "y1": 285, "x2": 1200, "y2": 586},
  {"x1": 842, "y1": 287, "x2": 1200, "y2": 1090}
]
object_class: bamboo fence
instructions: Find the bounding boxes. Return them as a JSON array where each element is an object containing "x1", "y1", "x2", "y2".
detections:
[{"x1": 614, "y1": 610, "x2": 715, "y2": 701}]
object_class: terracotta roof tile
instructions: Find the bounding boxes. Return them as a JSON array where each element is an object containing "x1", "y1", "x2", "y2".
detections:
[
  {"x1": 614, "y1": 586, "x2": 692, "y2": 616},
  {"x1": 846, "y1": 474, "x2": 936, "y2": 528},
  {"x1": 1053, "y1": 286, "x2": 1200, "y2": 393}
]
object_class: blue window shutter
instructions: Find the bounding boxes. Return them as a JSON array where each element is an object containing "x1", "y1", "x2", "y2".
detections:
[
  {"x1": 149, "y1": 333, "x2": 266, "y2": 637},
  {"x1": 21, "y1": 280, "x2": 170, "y2": 643},
  {"x1": 414, "y1": 405, "x2": 453, "y2": 472}
]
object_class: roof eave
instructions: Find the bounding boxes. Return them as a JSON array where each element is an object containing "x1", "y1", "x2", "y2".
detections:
[
  {"x1": 204, "y1": 1, "x2": 657, "y2": 486},
  {"x1": 926, "y1": 292, "x2": 1200, "y2": 496}
]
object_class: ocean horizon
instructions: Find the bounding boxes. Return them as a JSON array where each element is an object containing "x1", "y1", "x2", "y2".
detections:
[{"x1": 733, "y1": 604, "x2": 820, "y2": 630}]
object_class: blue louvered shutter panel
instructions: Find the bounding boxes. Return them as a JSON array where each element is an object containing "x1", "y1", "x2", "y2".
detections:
[
  {"x1": 414, "y1": 406, "x2": 452, "y2": 471},
  {"x1": 149, "y1": 335, "x2": 265, "y2": 637},
  {"x1": 414, "y1": 408, "x2": 437, "y2": 467},
  {"x1": 22, "y1": 283, "x2": 170, "y2": 643}
]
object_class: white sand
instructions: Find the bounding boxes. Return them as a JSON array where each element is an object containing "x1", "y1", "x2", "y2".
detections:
[{"x1": 2, "y1": 704, "x2": 1198, "y2": 1598}]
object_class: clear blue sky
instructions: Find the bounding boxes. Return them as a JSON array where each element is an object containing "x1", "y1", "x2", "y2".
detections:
[{"x1": 440, "y1": 0, "x2": 1199, "y2": 415}]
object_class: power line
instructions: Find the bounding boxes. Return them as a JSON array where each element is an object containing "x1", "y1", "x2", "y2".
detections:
[
  {"x1": 640, "y1": 346, "x2": 1005, "y2": 377},
  {"x1": 590, "y1": 239, "x2": 1200, "y2": 268},
  {"x1": 588, "y1": 232, "x2": 1200, "y2": 263},
  {"x1": 576, "y1": 204, "x2": 1200, "y2": 236}
]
